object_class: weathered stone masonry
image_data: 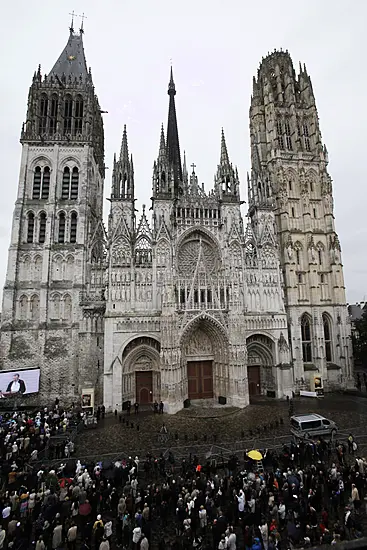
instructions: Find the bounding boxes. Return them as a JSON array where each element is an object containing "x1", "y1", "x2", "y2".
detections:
[{"x1": 0, "y1": 30, "x2": 353, "y2": 410}]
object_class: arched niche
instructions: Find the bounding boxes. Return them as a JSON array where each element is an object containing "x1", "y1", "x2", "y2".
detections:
[
  {"x1": 120, "y1": 336, "x2": 161, "y2": 405},
  {"x1": 246, "y1": 334, "x2": 275, "y2": 396}
]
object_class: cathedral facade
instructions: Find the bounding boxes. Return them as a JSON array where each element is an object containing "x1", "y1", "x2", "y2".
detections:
[{"x1": 0, "y1": 27, "x2": 353, "y2": 412}]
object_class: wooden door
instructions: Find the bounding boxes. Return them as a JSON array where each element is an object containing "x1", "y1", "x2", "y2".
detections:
[
  {"x1": 247, "y1": 366, "x2": 261, "y2": 396},
  {"x1": 187, "y1": 361, "x2": 213, "y2": 399},
  {"x1": 135, "y1": 371, "x2": 153, "y2": 404}
]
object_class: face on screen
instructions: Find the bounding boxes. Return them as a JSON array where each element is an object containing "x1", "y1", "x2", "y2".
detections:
[{"x1": 0, "y1": 369, "x2": 40, "y2": 396}]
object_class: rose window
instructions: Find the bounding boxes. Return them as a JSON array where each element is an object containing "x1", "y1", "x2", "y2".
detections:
[{"x1": 178, "y1": 236, "x2": 218, "y2": 276}]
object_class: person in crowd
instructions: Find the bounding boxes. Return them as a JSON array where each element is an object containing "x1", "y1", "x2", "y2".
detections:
[{"x1": 0, "y1": 399, "x2": 364, "y2": 550}]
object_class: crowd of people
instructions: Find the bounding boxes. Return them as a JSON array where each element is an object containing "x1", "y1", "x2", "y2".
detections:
[{"x1": 0, "y1": 401, "x2": 365, "y2": 549}]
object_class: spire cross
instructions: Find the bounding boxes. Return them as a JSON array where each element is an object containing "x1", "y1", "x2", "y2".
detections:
[
  {"x1": 70, "y1": 12, "x2": 87, "y2": 32},
  {"x1": 191, "y1": 163, "x2": 196, "y2": 173},
  {"x1": 69, "y1": 11, "x2": 75, "y2": 31},
  {"x1": 79, "y1": 12, "x2": 87, "y2": 32}
]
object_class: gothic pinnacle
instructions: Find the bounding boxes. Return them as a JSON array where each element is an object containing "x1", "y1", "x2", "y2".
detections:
[
  {"x1": 252, "y1": 76, "x2": 259, "y2": 96},
  {"x1": 220, "y1": 128, "x2": 230, "y2": 165},
  {"x1": 159, "y1": 124, "x2": 166, "y2": 159},
  {"x1": 120, "y1": 124, "x2": 129, "y2": 162},
  {"x1": 182, "y1": 150, "x2": 188, "y2": 179}
]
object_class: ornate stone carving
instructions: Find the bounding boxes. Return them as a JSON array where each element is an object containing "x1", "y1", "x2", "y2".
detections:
[
  {"x1": 185, "y1": 328, "x2": 213, "y2": 356},
  {"x1": 308, "y1": 236, "x2": 316, "y2": 262},
  {"x1": 156, "y1": 241, "x2": 170, "y2": 266},
  {"x1": 247, "y1": 334, "x2": 273, "y2": 350},
  {"x1": 122, "y1": 337, "x2": 161, "y2": 361},
  {"x1": 285, "y1": 235, "x2": 293, "y2": 260},
  {"x1": 134, "y1": 355, "x2": 153, "y2": 371},
  {"x1": 178, "y1": 237, "x2": 218, "y2": 276},
  {"x1": 278, "y1": 332, "x2": 290, "y2": 364},
  {"x1": 112, "y1": 237, "x2": 131, "y2": 266}
]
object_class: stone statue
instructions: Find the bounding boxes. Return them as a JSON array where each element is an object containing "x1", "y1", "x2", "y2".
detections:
[
  {"x1": 278, "y1": 332, "x2": 290, "y2": 364},
  {"x1": 323, "y1": 193, "x2": 334, "y2": 212},
  {"x1": 308, "y1": 245, "x2": 316, "y2": 262},
  {"x1": 331, "y1": 246, "x2": 340, "y2": 264},
  {"x1": 300, "y1": 183, "x2": 310, "y2": 207}
]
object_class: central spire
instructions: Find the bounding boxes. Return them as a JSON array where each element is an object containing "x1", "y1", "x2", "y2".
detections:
[{"x1": 166, "y1": 66, "x2": 183, "y2": 194}]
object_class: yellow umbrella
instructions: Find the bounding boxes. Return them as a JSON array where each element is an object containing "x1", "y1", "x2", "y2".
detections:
[{"x1": 247, "y1": 450, "x2": 263, "y2": 461}]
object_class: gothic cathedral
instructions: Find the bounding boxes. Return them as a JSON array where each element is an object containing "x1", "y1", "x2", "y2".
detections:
[{"x1": 0, "y1": 26, "x2": 353, "y2": 412}]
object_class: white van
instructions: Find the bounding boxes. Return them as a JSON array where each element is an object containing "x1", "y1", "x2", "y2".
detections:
[{"x1": 290, "y1": 413, "x2": 338, "y2": 440}]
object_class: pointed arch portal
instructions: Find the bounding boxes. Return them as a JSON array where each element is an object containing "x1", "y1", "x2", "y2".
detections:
[
  {"x1": 121, "y1": 336, "x2": 161, "y2": 405},
  {"x1": 181, "y1": 314, "x2": 228, "y2": 400},
  {"x1": 246, "y1": 334, "x2": 275, "y2": 397}
]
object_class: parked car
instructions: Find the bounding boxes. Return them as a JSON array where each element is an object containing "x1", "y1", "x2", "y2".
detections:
[{"x1": 290, "y1": 413, "x2": 338, "y2": 440}]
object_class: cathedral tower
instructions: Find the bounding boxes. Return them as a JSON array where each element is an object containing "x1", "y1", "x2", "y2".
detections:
[
  {"x1": 249, "y1": 50, "x2": 353, "y2": 391},
  {"x1": 0, "y1": 21, "x2": 106, "y2": 402}
]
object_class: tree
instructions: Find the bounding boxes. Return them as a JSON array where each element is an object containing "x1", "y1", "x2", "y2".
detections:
[{"x1": 352, "y1": 309, "x2": 367, "y2": 367}]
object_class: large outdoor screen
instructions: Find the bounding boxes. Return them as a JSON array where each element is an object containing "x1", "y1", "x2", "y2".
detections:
[{"x1": 0, "y1": 368, "x2": 40, "y2": 397}]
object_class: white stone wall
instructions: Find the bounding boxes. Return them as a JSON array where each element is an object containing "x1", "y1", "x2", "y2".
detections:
[{"x1": 1, "y1": 139, "x2": 105, "y2": 404}]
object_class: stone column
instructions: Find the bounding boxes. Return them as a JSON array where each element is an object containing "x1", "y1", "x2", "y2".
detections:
[
  {"x1": 276, "y1": 331, "x2": 293, "y2": 398},
  {"x1": 228, "y1": 342, "x2": 249, "y2": 408},
  {"x1": 160, "y1": 345, "x2": 183, "y2": 414}
]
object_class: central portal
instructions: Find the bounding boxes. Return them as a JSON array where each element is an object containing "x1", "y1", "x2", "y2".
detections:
[{"x1": 187, "y1": 360, "x2": 214, "y2": 400}]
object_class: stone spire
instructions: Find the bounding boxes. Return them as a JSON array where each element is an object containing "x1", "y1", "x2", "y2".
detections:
[
  {"x1": 220, "y1": 128, "x2": 230, "y2": 165},
  {"x1": 112, "y1": 124, "x2": 134, "y2": 200},
  {"x1": 120, "y1": 124, "x2": 129, "y2": 162},
  {"x1": 166, "y1": 66, "x2": 183, "y2": 195},
  {"x1": 182, "y1": 151, "x2": 188, "y2": 182},
  {"x1": 159, "y1": 123, "x2": 166, "y2": 160},
  {"x1": 215, "y1": 129, "x2": 240, "y2": 202}
]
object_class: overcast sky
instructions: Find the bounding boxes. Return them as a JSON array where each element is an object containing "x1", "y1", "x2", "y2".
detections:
[{"x1": 0, "y1": 0, "x2": 365, "y2": 303}]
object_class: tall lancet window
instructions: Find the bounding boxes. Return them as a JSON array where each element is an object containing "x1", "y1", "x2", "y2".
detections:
[
  {"x1": 41, "y1": 167, "x2": 50, "y2": 199},
  {"x1": 19, "y1": 296, "x2": 28, "y2": 321},
  {"x1": 39, "y1": 212, "x2": 47, "y2": 244},
  {"x1": 276, "y1": 119, "x2": 284, "y2": 149},
  {"x1": 63, "y1": 95, "x2": 73, "y2": 134},
  {"x1": 27, "y1": 212, "x2": 35, "y2": 243},
  {"x1": 122, "y1": 173, "x2": 127, "y2": 198},
  {"x1": 49, "y1": 94, "x2": 58, "y2": 134},
  {"x1": 70, "y1": 212, "x2": 78, "y2": 243},
  {"x1": 30, "y1": 295, "x2": 40, "y2": 322},
  {"x1": 303, "y1": 120, "x2": 311, "y2": 151},
  {"x1": 301, "y1": 313, "x2": 313, "y2": 363},
  {"x1": 285, "y1": 118, "x2": 293, "y2": 150},
  {"x1": 58, "y1": 212, "x2": 66, "y2": 243},
  {"x1": 33, "y1": 166, "x2": 50, "y2": 200},
  {"x1": 32, "y1": 167, "x2": 42, "y2": 199},
  {"x1": 323, "y1": 314, "x2": 332, "y2": 362},
  {"x1": 70, "y1": 168, "x2": 79, "y2": 199},
  {"x1": 39, "y1": 94, "x2": 48, "y2": 134},
  {"x1": 62, "y1": 167, "x2": 70, "y2": 199},
  {"x1": 74, "y1": 95, "x2": 84, "y2": 135}
]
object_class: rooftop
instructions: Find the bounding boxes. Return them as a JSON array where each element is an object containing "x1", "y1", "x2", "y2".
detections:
[
  {"x1": 50, "y1": 30, "x2": 88, "y2": 80},
  {"x1": 291, "y1": 414, "x2": 325, "y2": 421}
]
